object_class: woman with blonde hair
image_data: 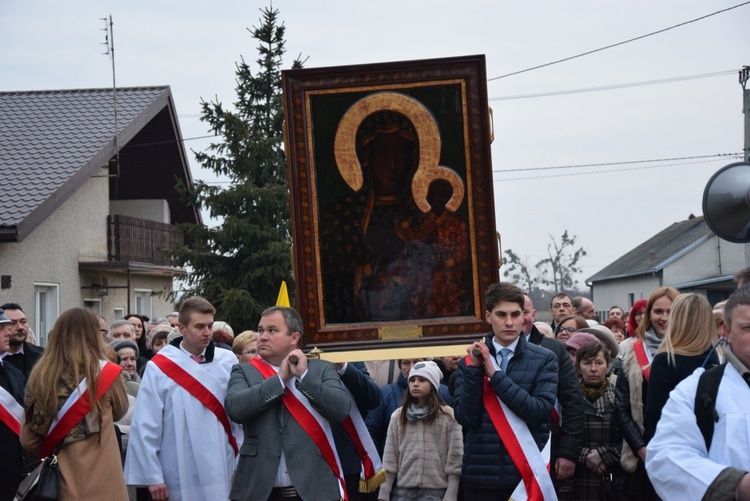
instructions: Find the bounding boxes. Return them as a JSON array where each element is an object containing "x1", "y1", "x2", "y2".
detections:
[
  {"x1": 615, "y1": 286, "x2": 679, "y2": 500},
  {"x1": 21, "y1": 307, "x2": 129, "y2": 500},
  {"x1": 232, "y1": 330, "x2": 259, "y2": 363},
  {"x1": 644, "y1": 293, "x2": 720, "y2": 440}
]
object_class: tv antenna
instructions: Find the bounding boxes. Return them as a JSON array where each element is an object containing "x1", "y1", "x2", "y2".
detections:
[{"x1": 101, "y1": 15, "x2": 120, "y2": 181}]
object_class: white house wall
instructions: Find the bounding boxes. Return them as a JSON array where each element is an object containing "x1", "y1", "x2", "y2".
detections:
[
  {"x1": 0, "y1": 175, "x2": 108, "y2": 318},
  {"x1": 0, "y1": 174, "x2": 176, "y2": 339},
  {"x1": 663, "y1": 236, "x2": 746, "y2": 285},
  {"x1": 591, "y1": 275, "x2": 661, "y2": 318}
]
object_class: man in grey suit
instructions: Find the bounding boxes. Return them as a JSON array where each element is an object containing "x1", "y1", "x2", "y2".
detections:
[{"x1": 225, "y1": 306, "x2": 351, "y2": 501}]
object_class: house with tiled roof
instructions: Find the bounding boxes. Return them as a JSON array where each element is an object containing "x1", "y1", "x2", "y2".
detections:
[
  {"x1": 0, "y1": 86, "x2": 200, "y2": 344},
  {"x1": 586, "y1": 215, "x2": 749, "y2": 319}
]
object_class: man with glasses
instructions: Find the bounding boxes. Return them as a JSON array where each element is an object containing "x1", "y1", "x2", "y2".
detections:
[
  {"x1": 0, "y1": 303, "x2": 43, "y2": 380},
  {"x1": 549, "y1": 294, "x2": 575, "y2": 331}
]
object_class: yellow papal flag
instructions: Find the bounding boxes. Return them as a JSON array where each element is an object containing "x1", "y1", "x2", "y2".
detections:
[{"x1": 276, "y1": 281, "x2": 291, "y2": 307}]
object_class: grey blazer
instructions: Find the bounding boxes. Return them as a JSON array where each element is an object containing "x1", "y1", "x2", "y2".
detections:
[{"x1": 225, "y1": 359, "x2": 351, "y2": 501}]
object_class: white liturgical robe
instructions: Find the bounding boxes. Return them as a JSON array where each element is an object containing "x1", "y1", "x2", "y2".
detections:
[{"x1": 124, "y1": 344, "x2": 241, "y2": 501}]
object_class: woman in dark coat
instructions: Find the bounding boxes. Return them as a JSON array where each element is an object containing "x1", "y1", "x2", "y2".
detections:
[{"x1": 572, "y1": 341, "x2": 623, "y2": 501}]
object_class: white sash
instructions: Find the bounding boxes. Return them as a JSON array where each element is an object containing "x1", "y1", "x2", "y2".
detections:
[
  {"x1": 258, "y1": 359, "x2": 347, "y2": 501},
  {"x1": 0, "y1": 384, "x2": 24, "y2": 434},
  {"x1": 488, "y1": 355, "x2": 557, "y2": 501},
  {"x1": 340, "y1": 382, "x2": 385, "y2": 486},
  {"x1": 46, "y1": 360, "x2": 107, "y2": 438}
]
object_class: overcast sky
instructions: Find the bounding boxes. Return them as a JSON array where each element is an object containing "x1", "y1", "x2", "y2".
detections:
[{"x1": 2, "y1": 0, "x2": 748, "y2": 289}]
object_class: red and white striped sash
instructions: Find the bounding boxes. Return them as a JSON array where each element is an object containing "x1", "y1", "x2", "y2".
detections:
[
  {"x1": 468, "y1": 354, "x2": 557, "y2": 501},
  {"x1": 0, "y1": 384, "x2": 23, "y2": 436},
  {"x1": 40, "y1": 360, "x2": 122, "y2": 457},
  {"x1": 151, "y1": 352, "x2": 238, "y2": 456},
  {"x1": 251, "y1": 357, "x2": 348, "y2": 501},
  {"x1": 632, "y1": 340, "x2": 652, "y2": 382},
  {"x1": 339, "y1": 383, "x2": 386, "y2": 492}
]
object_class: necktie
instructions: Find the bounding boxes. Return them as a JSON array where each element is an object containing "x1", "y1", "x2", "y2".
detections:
[
  {"x1": 191, "y1": 354, "x2": 204, "y2": 364},
  {"x1": 499, "y1": 348, "x2": 511, "y2": 373}
]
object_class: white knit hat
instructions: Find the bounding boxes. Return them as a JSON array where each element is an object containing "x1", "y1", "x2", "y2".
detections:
[{"x1": 408, "y1": 360, "x2": 442, "y2": 390}]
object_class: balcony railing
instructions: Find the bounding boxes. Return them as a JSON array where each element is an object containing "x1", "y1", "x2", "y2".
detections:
[{"x1": 107, "y1": 215, "x2": 182, "y2": 266}]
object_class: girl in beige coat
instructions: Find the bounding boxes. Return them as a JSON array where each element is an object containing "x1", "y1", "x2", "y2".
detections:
[
  {"x1": 21, "y1": 307, "x2": 128, "y2": 500},
  {"x1": 379, "y1": 360, "x2": 463, "y2": 501}
]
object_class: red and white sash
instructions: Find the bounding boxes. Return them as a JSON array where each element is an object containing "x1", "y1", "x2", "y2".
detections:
[
  {"x1": 550, "y1": 400, "x2": 562, "y2": 428},
  {"x1": 469, "y1": 355, "x2": 557, "y2": 501},
  {"x1": 40, "y1": 360, "x2": 122, "y2": 457},
  {"x1": 151, "y1": 351, "x2": 238, "y2": 456},
  {"x1": 632, "y1": 340, "x2": 652, "y2": 382},
  {"x1": 251, "y1": 357, "x2": 348, "y2": 501},
  {"x1": 339, "y1": 382, "x2": 386, "y2": 493},
  {"x1": 0, "y1": 385, "x2": 24, "y2": 436}
]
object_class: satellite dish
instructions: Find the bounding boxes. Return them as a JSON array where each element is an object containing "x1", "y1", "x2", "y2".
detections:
[{"x1": 703, "y1": 161, "x2": 750, "y2": 243}]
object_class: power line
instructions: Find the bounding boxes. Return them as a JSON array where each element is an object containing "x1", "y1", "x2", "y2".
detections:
[
  {"x1": 494, "y1": 153, "x2": 741, "y2": 173},
  {"x1": 494, "y1": 157, "x2": 741, "y2": 182},
  {"x1": 487, "y1": 1, "x2": 750, "y2": 82},
  {"x1": 489, "y1": 69, "x2": 736, "y2": 101}
]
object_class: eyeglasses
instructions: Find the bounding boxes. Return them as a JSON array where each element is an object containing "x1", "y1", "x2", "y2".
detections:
[
  {"x1": 556, "y1": 327, "x2": 576, "y2": 334},
  {"x1": 100, "y1": 329, "x2": 109, "y2": 336},
  {"x1": 634, "y1": 312, "x2": 644, "y2": 318}
]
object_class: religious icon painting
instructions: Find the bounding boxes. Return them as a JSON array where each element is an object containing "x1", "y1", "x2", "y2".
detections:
[{"x1": 282, "y1": 55, "x2": 498, "y2": 351}]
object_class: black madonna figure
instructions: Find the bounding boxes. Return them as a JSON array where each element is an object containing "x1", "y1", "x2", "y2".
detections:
[{"x1": 321, "y1": 110, "x2": 433, "y2": 323}]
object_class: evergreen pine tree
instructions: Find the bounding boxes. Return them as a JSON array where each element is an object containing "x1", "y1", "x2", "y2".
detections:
[{"x1": 172, "y1": 7, "x2": 301, "y2": 329}]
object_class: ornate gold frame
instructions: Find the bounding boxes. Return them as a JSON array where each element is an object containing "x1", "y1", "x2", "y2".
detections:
[{"x1": 282, "y1": 55, "x2": 498, "y2": 351}]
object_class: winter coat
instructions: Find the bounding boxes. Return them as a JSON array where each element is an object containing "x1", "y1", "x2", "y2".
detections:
[
  {"x1": 452, "y1": 332, "x2": 558, "y2": 490},
  {"x1": 572, "y1": 382, "x2": 623, "y2": 501},
  {"x1": 21, "y1": 375, "x2": 129, "y2": 500},
  {"x1": 365, "y1": 373, "x2": 451, "y2": 456},
  {"x1": 528, "y1": 325, "x2": 585, "y2": 462}
]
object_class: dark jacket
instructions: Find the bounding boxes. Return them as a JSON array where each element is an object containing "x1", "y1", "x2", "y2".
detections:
[
  {"x1": 614, "y1": 356, "x2": 648, "y2": 453},
  {"x1": 333, "y1": 362, "x2": 381, "y2": 476},
  {"x1": 3, "y1": 341, "x2": 43, "y2": 380},
  {"x1": 643, "y1": 349, "x2": 719, "y2": 441},
  {"x1": 365, "y1": 372, "x2": 452, "y2": 456},
  {"x1": 453, "y1": 332, "x2": 558, "y2": 490},
  {"x1": 528, "y1": 325, "x2": 585, "y2": 462},
  {"x1": 0, "y1": 361, "x2": 26, "y2": 501}
]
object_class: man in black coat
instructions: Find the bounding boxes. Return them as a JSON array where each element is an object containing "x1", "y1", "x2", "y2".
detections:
[
  {"x1": 524, "y1": 294, "x2": 585, "y2": 500},
  {"x1": 0, "y1": 303, "x2": 44, "y2": 380},
  {"x1": 0, "y1": 310, "x2": 27, "y2": 501},
  {"x1": 332, "y1": 361, "x2": 382, "y2": 501}
]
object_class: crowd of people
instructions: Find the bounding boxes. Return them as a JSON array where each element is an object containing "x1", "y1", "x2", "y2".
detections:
[{"x1": 1, "y1": 273, "x2": 750, "y2": 500}]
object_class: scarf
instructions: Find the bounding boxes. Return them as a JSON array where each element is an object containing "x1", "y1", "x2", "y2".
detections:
[
  {"x1": 405, "y1": 403, "x2": 430, "y2": 422},
  {"x1": 580, "y1": 380, "x2": 608, "y2": 403},
  {"x1": 643, "y1": 327, "x2": 662, "y2": 355}
]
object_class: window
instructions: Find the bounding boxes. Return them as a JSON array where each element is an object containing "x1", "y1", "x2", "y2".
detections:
[
  {"x1": 84, "y1": 299, "x2": 102, "y2": 314},
  {"x1": 34, "y1": 283, "x2": 59, "y2": 347},
  {"x1": 628, "y1": 293, "x2": 635, "y2": 308},
  {"x1": 134, "y1": 289, "x2": 153, "y2": 318},
  {"x1": 114, "y1": 308, "x2": 125, "y2": 320}
]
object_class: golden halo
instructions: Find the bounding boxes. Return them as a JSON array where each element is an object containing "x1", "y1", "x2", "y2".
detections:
[{"x1": 333, "y1": 91, "x2": 464, "y2": 214}]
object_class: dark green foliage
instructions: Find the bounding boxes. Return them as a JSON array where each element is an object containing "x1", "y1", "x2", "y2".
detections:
[{"x1": 171, "y1": 7, "x2": 301, "y2": 330}]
